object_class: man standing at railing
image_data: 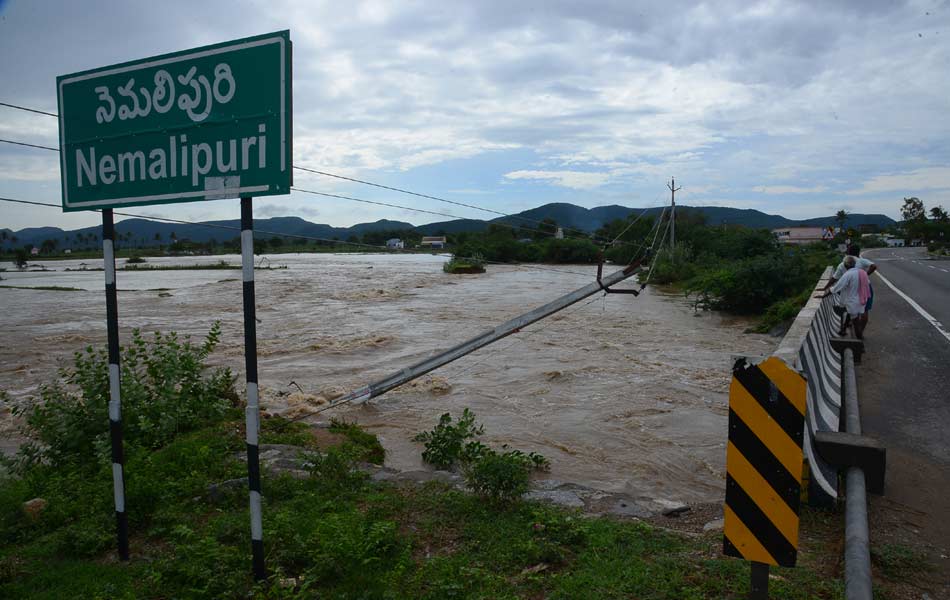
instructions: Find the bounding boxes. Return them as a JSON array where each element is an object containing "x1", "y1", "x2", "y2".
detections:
[
  {"x1": 823, "y1": 255, "x2": 871, "y2": 339},
  {"x1": 823, "y1": 245, "x2": 877, "y2": 335}
]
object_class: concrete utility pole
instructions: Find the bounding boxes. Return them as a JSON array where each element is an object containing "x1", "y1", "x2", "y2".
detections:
[
  {"x1": 330, "y1": 258, "x2": 648, "y2": 408},
  {"x1": 667, "y1": 177, "x2": 682, "y2": 250}
]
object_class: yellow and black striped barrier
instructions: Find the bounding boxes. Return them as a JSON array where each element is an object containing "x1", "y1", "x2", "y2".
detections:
[{"x1": 723, "y1": 356, "x2": 807, "y2": 568}]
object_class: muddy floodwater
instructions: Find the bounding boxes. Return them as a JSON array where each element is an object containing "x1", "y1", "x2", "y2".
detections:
[{"x1": 0, "y1": 253, "x2": 775, "y2": 505}]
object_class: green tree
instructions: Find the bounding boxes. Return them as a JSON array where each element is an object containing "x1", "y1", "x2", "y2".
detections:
[
  {"x1": 39, "y1": 238, "x2": 58, "y2": 254},
  {"x1": 835, "y1": 209, "x2": 848, "y2": 230},
  {"x1": 535, "y1": 217, "x2": 558, "y2": 240},
  {"x1": 929, "y1": 206, "x2": 948, "y2": 223},
  {"x1": 13, "y1": 248, "x2": 28, "y2": 269},
  {"x1": 901, "y1": 197, "x2": 926, "y2": 222}
]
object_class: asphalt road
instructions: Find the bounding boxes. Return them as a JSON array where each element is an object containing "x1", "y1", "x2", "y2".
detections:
[
  {"x1": 865, "y1": 246, "x2": 950, "y2": 331},
  {"x1": 859, "y1": 247, "x2": 950, "y2": 588}
]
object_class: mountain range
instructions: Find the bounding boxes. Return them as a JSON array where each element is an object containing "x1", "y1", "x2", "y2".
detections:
[{"x1": 0, "y1": 203, "x2": 896, "y2": 248}]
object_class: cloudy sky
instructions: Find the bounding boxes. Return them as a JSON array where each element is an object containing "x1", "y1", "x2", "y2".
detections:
[{"x1": 1, "y1": 0, "x2": 948, "y2": 231}]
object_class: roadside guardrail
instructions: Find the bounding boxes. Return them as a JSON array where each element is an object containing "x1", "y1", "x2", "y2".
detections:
[{"x1": 771, "y1": 266, "x2": 886, "y2": 600}]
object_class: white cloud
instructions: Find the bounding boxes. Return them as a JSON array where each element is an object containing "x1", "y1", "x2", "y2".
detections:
[
  {"x1": 0, "y1": 155, "x2": 59, "y2": 182},
  {"x1": 1, "y1": 0, "x2": 948, "y2": 229},
  {"x1": 504, "y1": 170, "x2": 610, "y2": 190},
  {"x1": 846, "y1": 167, "x2": 950, "y2": 196},
  {"x1": 753, "y1": 185, "x2": 828, "y2": 194}
]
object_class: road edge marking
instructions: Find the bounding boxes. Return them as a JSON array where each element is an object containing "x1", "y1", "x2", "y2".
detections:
[{"x1": 875, "y1": 271, "x2": 950, "y2": 344}]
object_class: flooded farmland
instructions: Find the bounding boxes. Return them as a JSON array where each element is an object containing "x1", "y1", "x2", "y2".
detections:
[{"x1": 0, "y1": 253, "x2": 775, "y2": 505}]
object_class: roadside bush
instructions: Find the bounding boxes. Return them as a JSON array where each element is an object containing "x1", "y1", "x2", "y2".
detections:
[
  {"x1": 10, "y1": 322, "x2": 235, "y2": 472},
  {"x1": 414, "y1": 409, "x2": 548, "y2": 503},
  {"x1": 412, "y1": 408, "x2": 484, "y2": 469},
  {"x1": 754, "y1": 288, "x2": 813, "y2": 333},
  {"x1": 304, "y1": 444, "x2": 368, "y2": 492},
  {"x1": 329, "y1": 418, "x2": 386, "y2": 464},
  {"x1": 463, "y1": 451, "x2": 531, "y2": 503}
]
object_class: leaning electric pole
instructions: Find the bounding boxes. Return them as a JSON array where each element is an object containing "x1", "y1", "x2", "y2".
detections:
[{"x1": 667, "y1": 177, "x2": 681, "y2": 250}]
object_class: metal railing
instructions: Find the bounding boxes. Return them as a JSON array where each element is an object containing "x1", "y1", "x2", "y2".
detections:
[
  {"x1": 841, "y1": 348, "x2": 872, "y2": 600},
  {"x1": 772, "y1": 267, "x2": 880, "y2": 599}
]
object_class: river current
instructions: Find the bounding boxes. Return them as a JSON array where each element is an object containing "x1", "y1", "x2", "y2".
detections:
[{"x1": 0, "y1": 253, "x2": 775, "y2": 504}]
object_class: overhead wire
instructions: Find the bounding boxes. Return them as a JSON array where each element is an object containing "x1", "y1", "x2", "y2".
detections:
[
  {"x1": 0, "y1": 138, "x2": 60, "y2": 152},
  {"x1": 1, "y1": 101, "x2": 672, "y2": 280},
  {"x1": 0, "y1": 135, "x2": 629, "y2": 249},
  {"x1": 0, "y1": 101, "x2": 58, "y2": 118},
  {"x1": 1, "y1": 99, "x2": 655, "y2": 250},
  {"x1": 2, "y1": 100, "x2": 677, "y2": 425}
]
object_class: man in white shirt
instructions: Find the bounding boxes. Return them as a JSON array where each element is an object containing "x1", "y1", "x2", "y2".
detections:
[
  {"x1": 825, "y1": 255, "x2": 869, "y2": 339},
  {"x1": 822, "y1": 245, "x2": 877, "y2": 333}
]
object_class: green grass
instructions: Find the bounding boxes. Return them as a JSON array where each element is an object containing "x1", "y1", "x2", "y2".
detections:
[
  {"x1": 0, "y1": 413, "x2": 858, "y2": 599},
  {"x1": 329, "y1": 418, "x2": 386, "y2": 464}
]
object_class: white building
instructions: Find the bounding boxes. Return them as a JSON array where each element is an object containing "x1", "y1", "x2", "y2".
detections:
[
  {"x1": 772, "y1": 227, "x2": 829, "y2": 245},
  {"x1": 386, "y1": 238, "x2": 404, "y2": 249},
  {"x1": 420, "y1": 236, "x2": 447, "y2": 249}
]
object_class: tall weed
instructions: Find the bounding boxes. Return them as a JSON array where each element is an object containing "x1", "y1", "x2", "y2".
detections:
[{"x1": 9, "y1": 323, "x2": 235, "y2": 472}]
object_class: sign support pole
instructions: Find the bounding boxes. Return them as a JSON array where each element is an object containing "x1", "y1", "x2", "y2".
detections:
[
  {"x1": 750, "y1": 561, "x2": 769, "y2": 599},
  {"x1": 240, "y1": 197, "x2": 266, "y2": 581},
  {"x1": 102, "y1": 209, "x2": 129, "y2": 561}
]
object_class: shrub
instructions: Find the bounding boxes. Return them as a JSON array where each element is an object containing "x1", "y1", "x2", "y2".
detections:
[
  {"x1": 10, "y1": 323, "x2": 235, "y2": 472},
  {"x1": 642, "y1": 245, "x2": 698, "y2": 285},
  {"x1": 304, "y1": 444, "x2": 367, "y2": 492},
  {"x1": 462, "y1": 451, "x2": 531, "y2": 504},
  {"x1": 414, "y1": 410, "x2": 548, "y2": 504},
  {"x1": 443, "y1": 255, "x2": 486, "y2": 274},
  {"x1": 412, "y1": 409, "x2": 484, "y2": 470},
  {"x1": 329, "y1": 418, "x2": 386, "y2": 464}
]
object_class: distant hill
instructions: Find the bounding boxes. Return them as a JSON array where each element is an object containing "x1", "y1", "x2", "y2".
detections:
[{"x1": 1, "y1": 203, "x2": 896, "y2": 249}]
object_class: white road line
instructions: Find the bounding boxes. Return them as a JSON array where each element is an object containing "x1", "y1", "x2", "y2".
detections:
[
  {"x1": 941, "y1": 269, "x2": 949, "y2": 273},
  {"x1": 929, "y1": 265, "x2": 936, "y2": 269},
  {"x1": 875, "y1": 272, "x2": 950, "y2": 344}
]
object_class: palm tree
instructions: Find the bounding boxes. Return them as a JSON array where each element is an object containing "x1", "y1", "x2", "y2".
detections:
[{"x1": 834, "y1": 210, "x2": 848, "y2": 231}]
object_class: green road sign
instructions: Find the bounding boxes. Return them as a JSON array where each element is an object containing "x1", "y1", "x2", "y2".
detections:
[{"x1": 57, "y1": 31, "x2": 292, "y2": 212}]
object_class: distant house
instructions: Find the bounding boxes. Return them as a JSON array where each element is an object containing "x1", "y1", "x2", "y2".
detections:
[
  {"x1": 30, "y1": 247, "x2": 39, "y2": 256},
  {"x1": 63, "y1": 249, "x2": 72, "y2": 255},
  {"x1": 555, "y1": 227, "x2": 564, "y2": 240},
  {"x1": 420, "y1": 236, "x2": 447, "y2": 249},
  {"x1": 885, "y1": 238, "x2": 905, "y2": 247},
  {"x1": 386, "y1": 238, "x2": 404, "y2": 249},
  {"x1": 773, "y1": 227, "x2": 827, "y2": 245}
]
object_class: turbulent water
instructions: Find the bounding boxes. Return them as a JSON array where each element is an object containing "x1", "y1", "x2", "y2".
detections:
[{"x1": 0, "y1": 253, "x2": 775, "y2": 504}]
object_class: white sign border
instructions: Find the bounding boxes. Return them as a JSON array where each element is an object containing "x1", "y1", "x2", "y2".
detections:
[{"x1": 58, "y1": 34, "x2": 287, "y2": 210}]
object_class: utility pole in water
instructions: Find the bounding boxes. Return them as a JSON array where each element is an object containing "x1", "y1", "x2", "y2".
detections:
[{"x1": 667, "y1": 177, "x2": 681, "y2": 250}]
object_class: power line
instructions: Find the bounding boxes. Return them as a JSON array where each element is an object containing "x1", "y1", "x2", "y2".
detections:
[
  {"x1": 0, "y1": 135, "x2": 606, "y2": 245},
  {"x1": 0, "y1": 138, "x2": 60, "y2": 152},
  {"x1": 0, "y1": 101, "x2": 58, "y2": 118},
  {"x1": 0, "y1": 99, "x2": 657, "y2": 249},
  {"x1": 293, "y1": 164, "x2": 622, "y2": 243}
]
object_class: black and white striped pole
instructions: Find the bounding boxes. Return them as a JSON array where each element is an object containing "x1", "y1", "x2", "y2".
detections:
[
  {"x1": 102, "y1": 209, "x2": 129, "y2": 561},
  {"x1": 240, "y1": 197, "x2": 266, "y2": 581}
]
